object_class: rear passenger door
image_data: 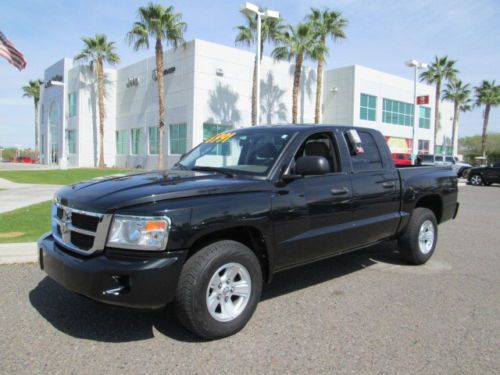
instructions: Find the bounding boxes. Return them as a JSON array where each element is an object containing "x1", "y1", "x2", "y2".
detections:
[{"x1": 346, "y1": 131, "x2": 401, "y2": 246}]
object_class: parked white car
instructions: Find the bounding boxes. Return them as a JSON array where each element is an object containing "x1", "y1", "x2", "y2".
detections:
[{"x1": 418, "y1": 155, "x2": 471, "y2": 177}]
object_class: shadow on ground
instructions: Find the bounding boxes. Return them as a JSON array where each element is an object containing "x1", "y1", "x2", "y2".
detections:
[{"x1": 29, "y1": 241, "x2": 403, "y2": 343}]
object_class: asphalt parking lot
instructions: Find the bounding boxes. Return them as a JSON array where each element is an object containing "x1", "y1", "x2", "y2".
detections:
[{"x1": 0, "y1": 185, "x2": 499, "y2": 374}]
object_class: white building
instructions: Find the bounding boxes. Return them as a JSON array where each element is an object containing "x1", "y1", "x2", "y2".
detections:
[
  {"x1": 39, "y1": 39, "x2": 454, "y2": 169},
  {"x1": 323, "y1": 65, "x2": 454, "y2": 156}
]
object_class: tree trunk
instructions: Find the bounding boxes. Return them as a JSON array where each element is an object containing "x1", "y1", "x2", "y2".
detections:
[
  {"x1": 34, "y1": 98, "x2": 39, "y2": 153},
  {"x1": 314, "y1": 35, "x2": 326, "y2": 124},
  {"x1": 481, "y1": 104, "x2": 490, "y2": 157},
  {"x1": 96, "y1": 58, "x2": 105, "y2": 168},
  {"x1": 434, "y1": 80, "x2": 441, "y2": 153},
  {"x1": 156, "y1": 38, "x2": 165, "y2": 169},
  {"x1": 251, "y1": 55, "x2": 257, "y2": 125},
  {"x1": 451, "y1": 100, "x2": 459, "y2": 156},
  {"x1": 314, "y1": 58, "x2": 324, "y2": 124},
  {"x1": 292, "y1": 53, "x2": 303, "y2": 124}
]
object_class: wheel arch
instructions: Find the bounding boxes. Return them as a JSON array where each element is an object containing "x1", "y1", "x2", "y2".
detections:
[
  {"x1": 415, "y1": 194, "x2": 443, "y2": 223},
  {"x1": 186, "y1": 225, "x2": 272, "y2": 283}
]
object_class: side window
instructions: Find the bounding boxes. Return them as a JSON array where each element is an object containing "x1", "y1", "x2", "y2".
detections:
[
  {"x1": 348, "y1": 131, "x2": 383, "y2": 172},
  {"x1": 294, "y1": 132, "x2": 340, "y2": 173},
  {"x1": 435, "y1": 156, "x2": 443, "y2": 162}
]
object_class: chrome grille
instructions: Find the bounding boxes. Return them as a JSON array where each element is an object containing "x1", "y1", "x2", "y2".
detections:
[{"x1": 51, "y1": 202, "x2": 113, "y2": 256}]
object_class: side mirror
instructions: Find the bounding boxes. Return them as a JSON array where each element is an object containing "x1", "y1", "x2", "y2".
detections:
[{"x1": 295, "y1": 156, "x2": 330, "y2": 176}]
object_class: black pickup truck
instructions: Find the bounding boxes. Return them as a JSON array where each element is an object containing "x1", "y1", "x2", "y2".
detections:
[{"x1": 38, "y1": 125, "x2": 459, "y2": 339}]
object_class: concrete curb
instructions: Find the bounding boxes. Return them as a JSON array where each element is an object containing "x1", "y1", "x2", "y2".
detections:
[{"x1": 0, "y1": 242, "x2": 38, "y2": 265}]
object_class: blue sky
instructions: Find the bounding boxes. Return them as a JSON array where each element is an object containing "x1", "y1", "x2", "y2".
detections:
[{"x1": 1, "y1": 0, "x2": 499, "y2": 148}]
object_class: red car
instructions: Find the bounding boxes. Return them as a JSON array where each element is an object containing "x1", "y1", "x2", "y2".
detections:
[{"x1": 392, "y1": 153, "x2": 412, "y2": 166}]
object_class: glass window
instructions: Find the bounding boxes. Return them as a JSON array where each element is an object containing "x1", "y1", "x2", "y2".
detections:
[
  {"x1": 177, "y1": 128, "x2": 295, "y2": 176},
  {"x1": 203, "y1": 123, "x2": 233, "y2": 155},
  {"x1": 116, "y1": 130, "x2": 129, "y2": 155},
  {"x1": 68, "y1": 92, "x2": 77, "y2": 117},
  {"x1": 348, "y1": 131, "x2": 383, "y2": 172},
  {"x1": 294, "y1": 132, "x2": 340, "y2": 173},
  {"x1": 360, "y1": 93, "x2": 376, "y2": 121},
  {"x1": 148, "y1": 127, "x2": 159, "y2": 155},
  {"x1": 435, "y1": 155, "x2": 443, "y2": 161},
  {"x1": 131, "y1": 128, "x2": 144, "y2": 155},
  {"x1": 382, "y1": 98, "x2": 414, "y2": 126},
  {"x1": 169, "y1": 123, "x2": 187, "y2": 155},
  {"x1": 67, "y1": 130, "x2": 76, "y2": 154},
  {"x1": 418, "y1": 140, "x2": 430, "y2": 154},
  {"x1": 419, "y1": 106, "x2": 431, "y2": 129}
]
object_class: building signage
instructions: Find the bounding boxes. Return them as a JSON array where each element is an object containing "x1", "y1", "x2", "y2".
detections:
[
  {"x1": 44, "y1": 74, "x2": 64, "y2": 88},
  {"x1": 417, "y1": 95, "x2": 429, "y2": 105},
  {"x1": 152, "y1": 66, "x2": 176, "y2": 81},
  {"x1": 126, "y1": 77, "x2": 140, "y2": 88}
]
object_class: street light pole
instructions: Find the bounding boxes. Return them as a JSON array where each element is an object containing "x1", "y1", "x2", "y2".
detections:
[
  {"x1": 405, "y1": 59, "x2": 428, "y2": 164},
  {"x1": 240, "y1": 3, "x2": 279, "y2": 126}
]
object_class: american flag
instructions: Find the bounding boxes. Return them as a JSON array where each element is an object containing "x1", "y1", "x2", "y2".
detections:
[{"x1": 0, "y1": 31, "x2": 27, "y2": 71}]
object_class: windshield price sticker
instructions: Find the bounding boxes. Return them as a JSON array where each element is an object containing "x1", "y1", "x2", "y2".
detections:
[{"x1": 204, "y1": 132, "x2": 236, "y2": 143}]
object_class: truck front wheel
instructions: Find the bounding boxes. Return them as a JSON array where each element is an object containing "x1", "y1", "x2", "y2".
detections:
[
  {"x1": 175, "y1": 240, "x2": 263, "y2": 339},
  {"x1": 398, "y1": 208, "x2": 438, "y2": 265}
]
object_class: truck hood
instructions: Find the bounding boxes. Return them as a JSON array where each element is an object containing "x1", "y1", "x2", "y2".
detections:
[{"x1": 56, "y1": 171, "x2": 271, "y2": 213}]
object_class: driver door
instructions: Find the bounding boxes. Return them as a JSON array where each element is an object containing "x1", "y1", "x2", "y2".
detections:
[{"x1": 272, "y1": 131, "x2": 354, "y2": 269}]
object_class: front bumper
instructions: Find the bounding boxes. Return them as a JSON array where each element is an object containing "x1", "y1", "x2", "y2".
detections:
[{"x1": 38, "y1": 233, "x2": 187, "y2": 309}]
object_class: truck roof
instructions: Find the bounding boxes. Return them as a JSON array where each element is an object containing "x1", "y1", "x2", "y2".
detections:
[{"x1": 236, "y1": 124, "x2": 372, "y2": 133}]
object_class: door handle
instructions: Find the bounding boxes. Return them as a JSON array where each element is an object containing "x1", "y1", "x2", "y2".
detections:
[
  {"x1": 331, "y1": 187, "x2": 350, "y2": 195},
  {"x1": 381, "y1": 181, "x2": 395, "y2": 188}
]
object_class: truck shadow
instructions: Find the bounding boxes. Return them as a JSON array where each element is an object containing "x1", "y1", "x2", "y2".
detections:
[{"x1": 29, "y1": 241, "x2": 403, "y2": 343}]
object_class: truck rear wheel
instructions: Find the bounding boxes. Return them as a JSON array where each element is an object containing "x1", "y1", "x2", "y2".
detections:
[
  {"x1": 398, "y1": 208, "x2": 438, "y2": 265},
  {"x1": 175, "y1": 240, "x2": 262, "y2": 339}
]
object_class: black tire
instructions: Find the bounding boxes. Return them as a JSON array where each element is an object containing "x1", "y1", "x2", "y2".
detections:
[
  {"x1": 398, "y1": 207, "x2": 438, "y2": 265},
  {"x1": 175, "y1": 240, "x2": 263, "y2": 339},
  {"x1": 469, "y1": 174, "x2": 483, "y2": 186}
]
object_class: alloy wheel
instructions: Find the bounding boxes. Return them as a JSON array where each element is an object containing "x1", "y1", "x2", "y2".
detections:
[{"x1": 206, "y1": 262, "x2": 252, "y2": 322}]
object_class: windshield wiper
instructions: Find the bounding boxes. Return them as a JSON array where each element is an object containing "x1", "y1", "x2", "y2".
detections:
[
  {"x1": 191, "y1": 166, "x2": 235, "y2": 178},
  {"x1": 172, "y1": 162, "x2": 189, "y2": 171}
]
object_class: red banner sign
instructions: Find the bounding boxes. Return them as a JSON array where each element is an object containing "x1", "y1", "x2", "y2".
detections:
[{"x1": 417, "y1": 95, "x2": 429, "y2": 105}]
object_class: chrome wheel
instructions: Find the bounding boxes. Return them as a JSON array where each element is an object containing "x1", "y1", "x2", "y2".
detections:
[
  {"x1": 470, "y1": 175, "x2": 482, "y2": 186},
  {"x1": 206, "y1": 262, "x2": 251, "y2": 322},
  {"x1": 418, "y1": 220, "x2": 435, "y2": 254}
]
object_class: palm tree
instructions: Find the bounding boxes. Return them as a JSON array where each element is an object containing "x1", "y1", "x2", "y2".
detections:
[
  {"x1": 127, "y1": 3, "x2": 186, "y2": 169},
  {"x1": 235, "y1": 13, "x2": 285, "y2": 125},
  {"x1": 419, "y1": 56, "x2": 458, "y2": 153},
  {"x1": 21, "y1": 79, "x2": 43, "y2": 153},
  {"x1": 306, "y1": 8, "x2": 347, "y2": 124},
  {"x1": 272, "y1": 23, "x2": 322, "y2": 124},
  {"x1": 474, "y1": 80, "x2": 500, "y2": 157},
  {"x1": 442, "y1": 79, "x2": 471, "y2": 155},
  {"x1": 74, "y1": 34, "x2": 120, "y2": 168}
]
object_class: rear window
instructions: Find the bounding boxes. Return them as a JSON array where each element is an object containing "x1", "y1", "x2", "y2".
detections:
[{"x1": 348, "y1": 132, "x2": 383, "y2": 172}]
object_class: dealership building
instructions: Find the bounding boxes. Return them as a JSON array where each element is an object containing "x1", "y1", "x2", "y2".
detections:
[{"x1": 38, "y1": 39, "x2": 455, "y2": 169}]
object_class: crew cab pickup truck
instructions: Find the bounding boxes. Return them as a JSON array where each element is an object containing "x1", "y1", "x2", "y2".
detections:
[{"x1": 38, "y1": 125, "x2": 459, "y2": 339}]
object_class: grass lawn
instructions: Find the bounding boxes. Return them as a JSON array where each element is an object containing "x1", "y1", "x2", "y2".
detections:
[
  {"x1": 0, "y1": 201, "x2": 51, "y2": 243},
  {"x1": 0, "y1": 168, "x2": 134, "y2": 185}
]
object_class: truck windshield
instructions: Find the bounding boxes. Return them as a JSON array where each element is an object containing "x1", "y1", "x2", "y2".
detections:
[{"x1": 175, "y1": 129, "x2": 295, "y2": 176}]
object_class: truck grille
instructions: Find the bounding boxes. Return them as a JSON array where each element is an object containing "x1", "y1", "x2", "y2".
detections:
[{"x1": 51, "y1": 202, "x2": 112, "y2": 256}]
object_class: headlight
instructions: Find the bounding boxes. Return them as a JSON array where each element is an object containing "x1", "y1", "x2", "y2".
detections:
[{"x1": 107, "y1": 215, "x2": 171, "y2": 251}]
